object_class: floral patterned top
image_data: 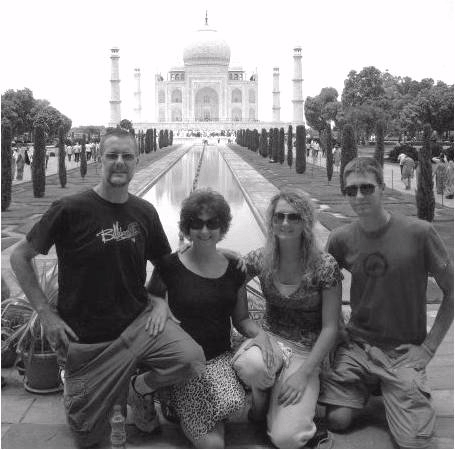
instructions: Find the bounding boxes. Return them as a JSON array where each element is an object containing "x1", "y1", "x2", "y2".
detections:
[{"x1": 245, "y1": 248, "x2": 342, "y2": 349}]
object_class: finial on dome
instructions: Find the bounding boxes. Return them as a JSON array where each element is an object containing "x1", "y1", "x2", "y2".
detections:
[{"x1": 205, "y1": 10, "x2": 208, "y2": 25}]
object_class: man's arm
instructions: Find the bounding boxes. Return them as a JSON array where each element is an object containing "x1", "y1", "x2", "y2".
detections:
[
  {"x1": 10, "y1": 239, "x2": 78, "y2": 349},
  {"x1": 423, "y1": 261, "x2": 453, "y2": 356}
]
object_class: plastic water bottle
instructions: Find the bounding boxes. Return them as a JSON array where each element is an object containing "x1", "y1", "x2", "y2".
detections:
[{"x1": 110, "y1": 404, "x2": 126, "y2": 449}]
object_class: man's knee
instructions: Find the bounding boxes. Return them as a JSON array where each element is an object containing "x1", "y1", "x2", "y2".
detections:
[
  {"x1": 326, "y1": 405, "x2": 355, "y2": 432},
  {"x1": 268, "y1": 418, "x2": 315, "y2": 449},
  {"x1": 232, "y1": 345, "x2": 274, "y2": 389}
]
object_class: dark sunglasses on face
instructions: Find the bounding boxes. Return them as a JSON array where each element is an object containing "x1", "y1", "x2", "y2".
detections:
[
  {"x1": 345, "y1": 183, "x2": 377, "y2": 197},
  {"x1": 104, "y1": 152, "x2": 136, "y2": 161},
  {"x1": 189, "y1": 217, "x2": 221, "y2": 230},
  {"x1": 272, "y1": 212, "x2": 302, "y2": 224}
]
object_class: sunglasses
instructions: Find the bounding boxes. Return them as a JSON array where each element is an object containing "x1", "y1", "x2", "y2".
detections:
[
  {"x1": 273, "y1": 212, "x2": 302, "y2": 224},
  {"x1": 189, "y1": 217, "x2": 221, "y2": 230},
  {"x1": 345, "y1": 183, "x2": 377, "y2": 197},
  {"x1": 104, "y1": 152, "x2": 136, "y2": 161}
]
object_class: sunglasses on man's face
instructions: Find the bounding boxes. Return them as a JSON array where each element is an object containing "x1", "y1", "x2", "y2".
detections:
[
  {"x1": 344, "y1": 183, "x2": 377, "y2": 197},
  {"x1": 189, "y1": 217, "x2": 221, "y2": 230},
  {"x1": 272, "y1": 212, "x2": 302, "y2": 224}
]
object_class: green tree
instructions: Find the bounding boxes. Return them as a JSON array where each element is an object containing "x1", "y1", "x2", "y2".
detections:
[
  {"x1": 145, "y1": 129, "x2": 152, "y2": 153},
  {"x1": 416, "y1": 124, "x2": 435, "y2": 222},
  {"x1": 268, "y1": 128, "x2": 273, "y2": 159},
  {"x1": 164, "y1": 129, "x2": 169, "y2": 147},
  {"x1": 32, "y1": 125, "x2": 46, "y2": 197},
  {"x1": 1, "y1": 123, "x2": 12, "y2": 211},
  {"x1": 1, "y1": 88, "x2": 35, "y2": 136},
  {"x1": 295, "y1": 125, "x2": 306, "y2": 174},
  {"x1": 80, "y1": 134, "x2": 87, "y2": 179},
  {"x1": 153, "y1": 129, "x2": 157, "y2": 151},
  {"x1": 287, "y1": 125, "x2": 293, "y2": 168},
  {"x1": 279, "y1": 128, "x2": 285, "y2": 164},
  {"x1": 159, "y1": 130, "x2": 164, "y2": 149},
  {"x1": 272, "y1": 128, "x2": 279, "y2": 162},
  {"x1": 340, "y1": 124, "x2": 357, "y2": 193},
  {"x1": 170, "y1": 130, "x2": 174, "y2": 146},
  {"x1": 260, "y1": 129, "x2": 268, "y2": 157},
  {"x1": 374, "y1": 119, "x2": 385, "y2": 167},
  {"x1": 342, "y1": 67, "x2": 385, "y2": 108},
  {"x1": 119, "y1": 119, "x2": 133, "y2": 132},
  {"x1": 322, "y1": 123, "x2": 333, "y2": 182},
  {"x1": 58, "y1": 126, "x2": 67, "y2": 188}
]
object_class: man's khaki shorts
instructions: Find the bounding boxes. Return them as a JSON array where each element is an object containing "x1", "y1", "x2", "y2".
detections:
[{"x1": 319, "y1": 340, "x2": 435, "y2": 448}]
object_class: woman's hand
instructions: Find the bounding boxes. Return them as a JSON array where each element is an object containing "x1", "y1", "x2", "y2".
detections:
[
  {"x1": 278, "y1": 370, "x2": 310, "y2": 407},
  {"x1": 145, "y1": 295, "x2": 180, "y2": 336},
  {"x1": 218, "y1": 248, "x2": 247, "y2": 273},
  {"x1": 244, "y1": 330, "x2": 277, "y2": 370}
]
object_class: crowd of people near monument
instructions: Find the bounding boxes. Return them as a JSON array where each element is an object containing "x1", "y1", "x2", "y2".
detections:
[{"x1": 9, "y1": 129, "x2": 453, "y2": 448}]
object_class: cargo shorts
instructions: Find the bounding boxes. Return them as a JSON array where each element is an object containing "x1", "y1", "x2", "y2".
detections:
[
  {"x1": 62, "y1": 306, "x2": 205, "y2": 447},
  {"x1": 319, "y1": 340, "x2": 435, "y2": 448}
]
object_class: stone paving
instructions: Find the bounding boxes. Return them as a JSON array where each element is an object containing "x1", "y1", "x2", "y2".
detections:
[{"x1": 1, "y1": 142, "x2": 453, "y2": 448}]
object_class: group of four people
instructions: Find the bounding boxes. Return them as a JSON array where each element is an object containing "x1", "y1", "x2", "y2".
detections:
[{"x1": 11, "y1": 129, "x2": 453, "y2": 448}]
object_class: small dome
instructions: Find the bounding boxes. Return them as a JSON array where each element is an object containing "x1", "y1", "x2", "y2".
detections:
[{"x1": 183, "y1": 24, "x2": 230, "y2": 66}]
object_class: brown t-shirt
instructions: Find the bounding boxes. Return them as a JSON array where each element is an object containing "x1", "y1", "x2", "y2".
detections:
[{"x1": 326, "y1": 214, "x2": 450, "y2": 347}]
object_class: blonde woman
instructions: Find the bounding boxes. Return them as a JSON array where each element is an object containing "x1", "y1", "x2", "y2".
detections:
[{"x1": 232, "y1": 189, "x2": 342, "y2": 448}]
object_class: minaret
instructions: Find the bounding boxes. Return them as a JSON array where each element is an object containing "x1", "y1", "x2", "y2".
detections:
[
  {"x1": 133, "y1": 68, "x2": 142, "y2": 123},
  {"x1": 292, "y1": 47, "x2": 304, "y2": 124},
  {"x1": 272, "y1": 67, "x2": 280, "y2": 122},
  {"x1": 109, "y1": 47, "x2": 121, "y2": 127}
]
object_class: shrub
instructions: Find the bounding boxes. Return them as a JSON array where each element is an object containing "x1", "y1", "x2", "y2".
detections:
[
  {"x1": 32, "y1": 125, "x2": 46, "y2": 197},
  {"x1": 80, "y1": 134, "x2": 87, "y2": 179},
  {"x1": 340, "y1": 124, "x2": 357, "y2": 194},
  {"x1": 295, "y1": 125, "x2": 306, "y2": 174},
  {"x1": 170, "y1": 130, "x2": 173, "y2": 146},
  {"x1": 287, "y1": 125, "x2": 293, "y2": 168},
  {"x1": 322, "y1": 124, "x2": 333, "y2": 182},
  {"x1": 58, "y1": 126, "x2": 67, "y2": 188},
  {"x1": 416, "y1": 124, "x2": 435, "y2": 222},
  {"x1": 374, "y1": 120, "x2": 385, "y2": 167},
  {"x1": 388, "y1": 143, "x2": 418, "y2": 162},
  {"x1": 153, "y1": 129, "x2": 157, "y2": 151},
  {"x1": 279, "y1": 128, "x2": 285, "y2": 164},
  {"x1": 260, "y1": 129, "x2": 268, "y2": 157},
  {"x1": 272, "y1": 128, "x2": 279, "y2": 162},
  {"x1": 268, "y1": 128, "x2": 273, "y2": 159},
  {"x1": 1, "y1": 124, "x2": 12, "y2": 211}
]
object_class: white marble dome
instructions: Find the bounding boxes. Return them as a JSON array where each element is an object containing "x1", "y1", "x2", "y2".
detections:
[{"x1": 183, "y1": 25, "x2": 231, "y2": 66}]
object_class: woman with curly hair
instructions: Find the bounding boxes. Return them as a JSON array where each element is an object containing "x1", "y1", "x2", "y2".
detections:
[
  {"x1": 232, "y1": 189, "x2": 342, "y2": 448},
  {"x1": 144, "y1": 188, "x2": 272, "y2": 448}
]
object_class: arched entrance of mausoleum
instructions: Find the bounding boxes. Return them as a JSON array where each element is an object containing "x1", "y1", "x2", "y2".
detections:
[{"x1": 195, "y1": 87, "x2": 219, "y2": 121}]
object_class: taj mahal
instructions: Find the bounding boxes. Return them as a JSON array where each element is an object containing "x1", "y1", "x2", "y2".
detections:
[{"x1": 109, "y1": 14, "x2": 304, "y2": 132}]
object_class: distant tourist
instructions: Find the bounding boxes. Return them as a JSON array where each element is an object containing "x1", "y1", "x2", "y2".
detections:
[
  {"x1": 11, "y1": 147, "x2": 18, "y2": 180},
  {"x1": 15, "y1": 148, "x2": 25, "y2": 181},
  {"x1": 66, "y1": 144, "x2": 73, "y2": 162},
  {"x1": 333, "y1": 144, "x2": 341, "y2": 173},
  {"x1": 401, "y1": 155, "x2": 415, "y2": 190},
  {"x1": 320, "y1": 157, "x2": 453, "y2": 449},
  {"x1": 398, "y1": 152, "x2": 406, "y2": 174},
  {"x1": 10, "y1": 128, "x2": 205, "y2": 448},
  {"x1": 445, "y1": 151, "x2": 454, "y2": 199},
  {"x1": 74, "y1": 143, "x2": 81, "y2": 163},
  {"x1": 232, "y1": 189, "x2": 341, "y2": 448},
  {"x1": 434, "y1": 155, "x2": 448, "y2": 195}
]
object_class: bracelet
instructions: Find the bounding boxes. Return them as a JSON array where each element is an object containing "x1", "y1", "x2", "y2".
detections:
[{"x1": 421, "y1": 342, "x2": 435, "y2": 357}]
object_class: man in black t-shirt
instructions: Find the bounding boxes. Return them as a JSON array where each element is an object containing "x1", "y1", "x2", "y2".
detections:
[{"x1": 11, "y1": 129, "x2": 205, "y2": 448}]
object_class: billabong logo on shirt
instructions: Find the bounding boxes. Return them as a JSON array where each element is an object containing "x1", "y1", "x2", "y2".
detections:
[{"x1": 97, "y1": 221, "x2": 140, "y2": 244}]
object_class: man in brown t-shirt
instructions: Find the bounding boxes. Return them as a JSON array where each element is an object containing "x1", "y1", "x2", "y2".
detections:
[{"x1": 319, "y1": 157, "x2": 453, "y2": 448}]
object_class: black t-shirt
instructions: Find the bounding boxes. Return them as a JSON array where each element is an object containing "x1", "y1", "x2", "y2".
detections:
[
  {"x1": 151, "y1": 253, "x2": 246, "y2": 360},
  {"x1": 26, "y1": 189, "x2": 171, "y2": 343}
]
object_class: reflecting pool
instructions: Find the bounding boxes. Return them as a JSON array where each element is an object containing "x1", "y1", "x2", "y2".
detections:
[{"x1": 142, "y1": 144, "x2": 264, "y2": 254}]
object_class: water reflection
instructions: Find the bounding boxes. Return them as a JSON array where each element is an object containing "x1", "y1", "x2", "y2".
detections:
[{"x1": 142, "y1": 145, "x2": 264, "y2": 254}]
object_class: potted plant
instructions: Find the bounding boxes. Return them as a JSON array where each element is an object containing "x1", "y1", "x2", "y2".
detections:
[{"x1": 3, "y1": 260, "x2": 62, "y2": 393}]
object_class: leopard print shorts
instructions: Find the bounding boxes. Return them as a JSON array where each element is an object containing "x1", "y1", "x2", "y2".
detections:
[{"x1": 169, "y1": 351, "x2": 246, "y2": 441}]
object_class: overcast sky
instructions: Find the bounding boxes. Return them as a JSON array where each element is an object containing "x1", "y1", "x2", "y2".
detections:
[{"x1": 1, "y1": 0, "x2": 453, "y2": 127}]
